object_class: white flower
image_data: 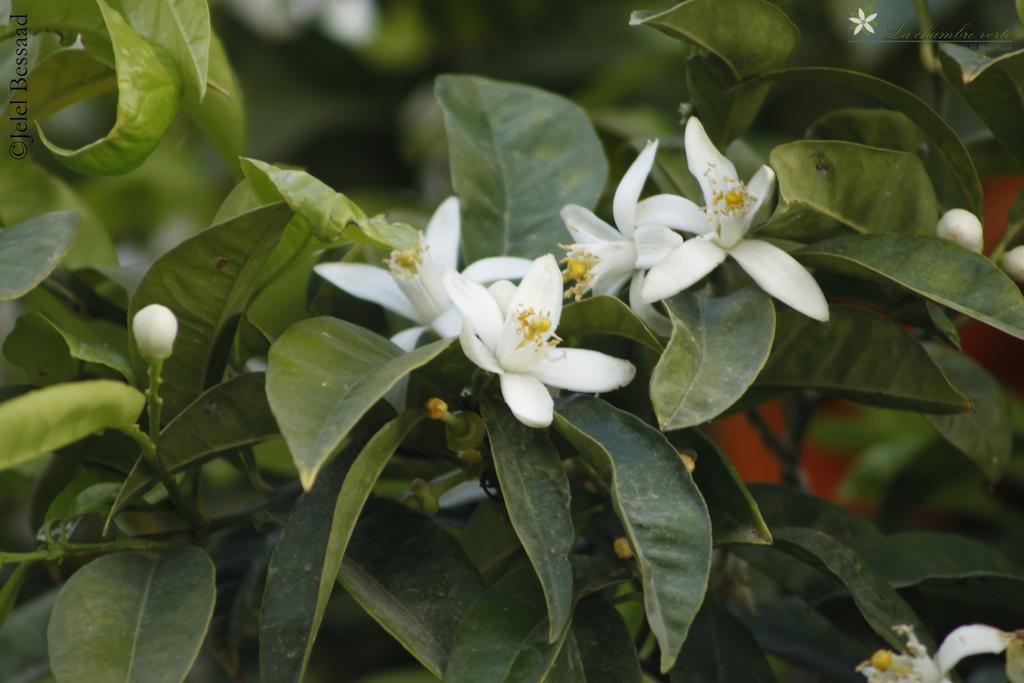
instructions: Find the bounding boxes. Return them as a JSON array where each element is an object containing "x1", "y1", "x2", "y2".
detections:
[
  {"x1": 132, "y1": 304, "x2": 178, "y2": 362},
  {"x1": 857, "y1": 624, "x2": 1017, "y2": 683},
  {"x1": 1004, "y1": 245, "x2": 1024, "y2": 283},
  {"x1": 640, "y1": 117, "x2": 830, "y2": 322},
  {"x1": 443, "y1": 254, "x2": 636, "y2": 428},
  {"x1": 850, "y1": 7, "x2": 878, "y2": 35},
  {"x1": 936, "y1": 208, "x2": 983, "y2": 253},
  {"x1": 314, "y1": 197, "x2": 531, "y2": 350},
  {"x1": 560, "y1": 140, "x2": 695, "y2": 336}
]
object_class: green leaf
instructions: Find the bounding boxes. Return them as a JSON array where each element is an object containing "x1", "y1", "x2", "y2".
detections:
[
  {"x1": 0, "y1": 211, "x2": 78, "y2": 301},
  {"x1": 0, "y1": 380, "x2": 145, "y2": 471},
  {"x1": 266, "y1": 317, "x2": 453, "y2": 488},
  {"x1": 341, "y1": 499, "x2": 485, "y2": 677},
  {"x1": 630, "y1": 0, "x2": 799, "y2": 79},
  {"x1": 435, "y1": 74, "x2": 608, "y2": 262},
  {"x1": 685, "y1": 54, "x2": 772, "y2": 145},
  {"x1": 771, "y1": 526, "x2": 926, "y2": 649},
  {"x1": 130, "y1": 203, "x2": 292, "y2": 418},
  {"x1": 923, "y1": 345, "x2": 1012, "y2": 482},
  {"x1": 260, "y1": 412, "x2": 421, "y2": 683},
  {"x1": 554, "y1": 397, "x2": 712, "y2": 672},
  {"x1": 482, "y1": 397, "x2": 574, "y2": 643},
  {"x1": 461, "y1": 500, "x2": 523, "y2": 583},
  {"x1": 183, "y1": 33, "x2": 245, "y2": 172},
  {"x1": 565, "y1": 596, "x2": 643, "y2": 683},
  {"x1": 755, "y1": 306, "x2": 969, "y2": 413},
  {"x1": 859, "y1": 532, "x2": 1023, "y2": 588},
  {"x1": 670, "y1": 598, "x2": 776, "y2": 683},
  {"x1": 766, "y1": 140, "x2": 939, "y2": 238},
  {"x1": 38, "y1": 1, "x2": 183, "y2": 176},
  {"x1": 671, "y1": 430, "x2": 771, "y2": 546},
  {"x1": 48, "y1": 547, "x2": 216, "y2": 683},
  {"x1": 3, "y1": 312, "x2": 133, "y2": 382},
  {"x1": 739, "y1": 67, "x2": 983, "y2": 213},
  {"x1": 940, "y1": 46, "x2": 1024, "y2": 169},
  {"x1": 0, "y1": 563, "x2": 33, "y2": 630},
  {"x1": 10, "y1": 1, "x2": 111, "y2": 58},
  {"x1": 0, "y1": 589, "x2": 56, "y2": 682},
  {"x1": 3, "y1": 48, "x2": 116, "y2": 122},
  {"x1": 559, "y1": 296, "x2": 664, "y2": 351},
  {"x1": 652, "y1": 287, "x2": 775, "y2": 430},
  {"x1": 798, "y1": 234, "x2": 1024, "y2": 340},
  {"x1": 748, "y1": 483, "x2": 882, "y2": 548},
  {"x1": 118, "y1": 0, "x2": 211, "y2": 100}
]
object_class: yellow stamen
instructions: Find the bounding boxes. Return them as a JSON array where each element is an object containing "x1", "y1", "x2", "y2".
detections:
[
  {"x1": 559, "y1": 245, "x2": 598, "y2": 301},
  {"x1": 386, "y1": 234, "x2": 426, "y2": 278},
  {"x1": 725, "y1": 188, "x2": 745, "y2": 207},
  {"x1": 870, "y1": 650, "x2": 893, "y2": 671},
  {"x1": 424, "y1": 397, "x2": 449, "y2": 420},
  {"x1": 514, "y1": 307, "x2": 560, "y2": 349}
]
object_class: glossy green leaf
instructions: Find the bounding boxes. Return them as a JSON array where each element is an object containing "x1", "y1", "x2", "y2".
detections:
[
  {"x1": 3, "y1": 312, "x2": 133, "y2": 382},
  {"x1": 130, "y1": 203, "x2": 292, "y2": 418},
  {"x1": 771, "y1": 526, "x2": 926, "y2": 649},
  {"x1": 756, "y1": 306, "x2": 969, "y2": 413},
  {"x1": 482, "y1": 397, "x2": 574, "y2": 643},
  {"x1": 38, "y1": 1, "x2": 183, "y2": 176},
  {"x1": 766, "y1": 140, "x2": 939, "y2": 237},
  {"x1": 565, "y1": 596, "x2": 643, "y2": 683},
  {"x1": 859, "y1": 532, "x2": 1023, "y2": 588},
  {"x1": 671, "y1": 430, "x2": 771, "y2": 545},
  {"x1": 739, "y1": 67, "x2": 983, "y2": 213},
  {"x1": 0, "y1": 380, "x2": 145, "y2": 471},
  {"x1": 435, "y1": 74, "x2": 608, "y2": 262},
  {"x1": 652, "y1": 287, "x2": 775, "y2": 430},
  {"x1": 5, "y1": 48, "x2": 116, "y2": 122},
  {"x1": 923, "y1": 345, "x2": 1012, "y2": 482},
  {"x1": 0, "y1": 211, "x2": 77, "y2": 301},
  {"x1": 559, "y1": 296, "x2": 664, "y2": 351},
  {"x1": 118, "y1": 0, "x2": 211, "y2": 100},
  {"x1": 341, "y1": 499, "x2": 485, "y2": 677},
  {"x1": 183, "y1": 33, "x2": 245, "y2": 172},
  {"x1": 630, "y1": 0, "x2": 798, "y2": 79},
  {"x1": 670, "y1": 599, "x2": 776, "y2": 683},
  {"x1": 48, "y1": 547, "x2": 215, "y2": 683},
  {"x1": 266, "y1": 317, "x2": 453, "y2": 488},
  {"x1": 461, "y1": 500, "x2": 523, "y2": 583},
  {"x1": 940, "y1": 46, "x2": 1024, "y2": 169},
  {"x1": 555, "y1": 397, "x2": 712, "y2": 672},
  {"x1": 799, "y1": 235, "x2": 1024, "y2": 340},
  {"x1": 686, "y1": 54, "x2": 772, "y2": 145},
  {"x1": 0, "y1": 563, "x2": 32, "y2": 630}
]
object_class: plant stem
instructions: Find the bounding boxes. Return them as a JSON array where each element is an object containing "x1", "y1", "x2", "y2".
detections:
[
  {"x1": 0, "y1": 537, "x2": 185, "y2": 565},
  {"x1": 747, "y1": 392, "x2": 823, "y2": 488}
]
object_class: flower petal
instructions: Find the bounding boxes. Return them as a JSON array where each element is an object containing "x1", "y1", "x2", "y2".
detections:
[
  {"x1": 429, "y1": 305, "x2": 462, "y2": 338},
  {"x1": 865, "y1": 12, "x2": 877, "y2": 21},
  {"x1": 499, "y1": 372, "x2": 554, "y2": 428},
  {"x1": 641, "y1": 235, "x2": 727, "y2": 303},
  {"x1": 461, "y1": 256, "x2": 533, "y2": 283},
  {"x1": 592, "y1": 270, "x2": 632, "y2": 298},
  {"x1": 936, "y1": 625, "x2": 1011, "y2": 675},
  {"x1": 634, "y1": 225, "x2": 685, "y2": 269},
  {"x1": 424, "y1": 196, "x2": 461, "y2": 272},
  {"x1": 858, "y1": 7, "x2": 866, "y2": 20},
  {"x1": 728, "y1": 239, "x2": 830, "y2": 322},
  {"x1": 614, "y1": 139, "x2": 659, "y2": 238},
  {"x1": 629, "y1": 271, "x2": 672, "y2": 336},
  {"x1": 685, "y1": 117, "x2": 739, "y2": 207},
  {"x1": 635, "y1": 194, "x2": 710, "y2": 234},
  {"x1": 743, "y1": 165, "x2": 777, "y2": 233},
  {"x1": 442, "y1": 271, "x2": 505, "y2": 350},
  {"x1": 390, "y1": 326, "x2": 427, "y2": 352},
  {"x1": 496, "y1": 255, "x2": 565, "y2": 372},
  {"x1": 531, "y1": 348, "x2": 636, "y2": 393},
  {"x1": 488, "y1": 280, "x2": 517, "y2": 318},
  {"x1": 314, "y1": 262, "x2": 418, "y2": 321},
  {"x1": 561, "y1": 205, "x2": 622, "y2": 244},
  {"x1": 460, "y1": 321, "x2": 503, "y2": 375}
]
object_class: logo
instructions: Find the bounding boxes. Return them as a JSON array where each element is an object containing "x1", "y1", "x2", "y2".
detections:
[{"x1": 849, "y1": 7, "x2": 878, "y2": 36}]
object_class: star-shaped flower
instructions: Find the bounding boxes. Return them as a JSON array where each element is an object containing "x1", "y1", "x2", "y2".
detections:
[{"x1": 850, "y1": 7, "x2": 878, "y2": 35}]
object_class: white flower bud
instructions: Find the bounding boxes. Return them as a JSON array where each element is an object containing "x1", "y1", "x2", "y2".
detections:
[
  {"x1": 936, "y1": 208, "x2": 983, "y2": 253},
  {"x1": 1004, "y1": 246, "x2": 1024, "y2": 283},
  {"x1": 133, "y1": 304, "x2": 178, "y2": 361}
]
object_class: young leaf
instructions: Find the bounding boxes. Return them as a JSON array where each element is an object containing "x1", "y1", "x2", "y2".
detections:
[
  {"x1": 38, "y1": 1, "x2": 183, "y2": 176},
  {"x1": 923, "y1": 344, "x2": 1013, "y2": 483},
  {"x1": 555, "y1": 397, "x2": 712, "y2": 672},
  {"x1": 266, "y1": 317, "x2": 453, "y2": 488},
  {"x1": 755, "y1": 306, "x2": 969, "y2": 413},
  {"x1": 260, "y1": 412, "x2": 421, "y2": 683},
  {"x1": 799, "y1": 235, "x2": 1024, "y2": 340},
  {"x1": 4, "y1": 49, "x2": 116, "y2": 122},
  {"x1": 130, "y1": 203, "x2": 293, "y2": 418},
  {"x1": 183, "y1": 33, "x2": 245, "y2": 172},
  {"x1": 652, "y1": 287, "x2": 775, "y2": 430},
  {"x1": 435, "y1": 74, "x2": 608, "y2": 262},
  {"x1": 482, "y1": 396, "x2": 575, "y2": 643},
  {"x1": 559, "y1": 296, "x2": 665, "y2": 351},
  {"x1": 10, "y1": 0, "x2": 112, "y2": 58},
  {"x1": 118, "y1": 0, "x2": 211, "y2": 100},
  {"x1": 0, "y1": 381, "x2": 145, "y2": 471},
  {"x1": 630, "y1": 0, "x2": 799, "y2": 79},
  {"x1": 0, "y1": 211, "x2": 78, "y2": 301},
  {"x1": 341, "y1": 499, "x2": 486, "y2": 678},
  {"x1": 47, "y1": 547, "x2": 216, "y2": 683},
  {"x1": 766, "y1": 140, "x2": 939, "y2": 238},
  {"x1": 670, "y1": 599, "x2": 777, "y2": 682}
]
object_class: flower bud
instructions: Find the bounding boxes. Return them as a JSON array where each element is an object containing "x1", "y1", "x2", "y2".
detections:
[
  {"x1": 936, "y1": 208, "x2": 983, "y2": 253},
  {"x1": 1004, "y1": 246, "x2": 1024, "y2": 283},
  {"x1": 133, "y1": 304, "x2": 178, "y2": 361},
  {"x1": 612, "y1": 536, "x2": 634, "y2": 560}
]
